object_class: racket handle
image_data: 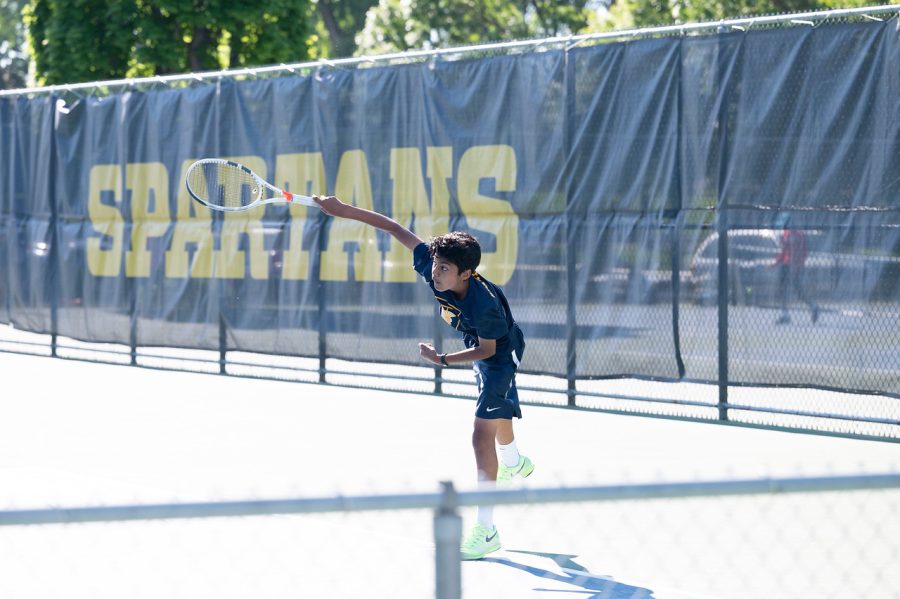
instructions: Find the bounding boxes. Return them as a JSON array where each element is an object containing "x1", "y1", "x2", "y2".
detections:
[{"x1": 282, "y1": 191, "x2": 317, "y2": 207}]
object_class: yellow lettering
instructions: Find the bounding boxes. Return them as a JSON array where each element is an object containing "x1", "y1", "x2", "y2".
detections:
[
  {"x1": 384, "y1": 147, "x2": 452, "y2": 282},
  {"x1": 86, "y1": 165, "x2": 124, "y2": 277},
  {"x1": 321, "y1": 150, "x2": 380, "y2": 281},
  {"x1": 275, "y1": 153, "x2": 326, "y2": 281},
  {"x1": 457, "y1": 145, "x2": 518, "y2": 285},
  {"x1": 125, "y1": 163, "x2": 170, "y2": 277},
  {"x1": 166, "y1": 159, "x2": 215, "y2": 278},
  {"x1": 89, "y1": 146, "x2": 521, "y2": 285},
  {"x1": 214, "y1": 156, "x2": 268, "y2": 279}
]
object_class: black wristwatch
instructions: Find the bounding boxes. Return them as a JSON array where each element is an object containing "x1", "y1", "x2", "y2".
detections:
[{"x1": 439, "y1": 353, "x2": 449, "y2": 367}]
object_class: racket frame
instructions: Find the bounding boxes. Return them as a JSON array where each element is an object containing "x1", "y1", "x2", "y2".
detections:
[{"x1": 185, "y1": 158, "x2": 316, "y2": 212}]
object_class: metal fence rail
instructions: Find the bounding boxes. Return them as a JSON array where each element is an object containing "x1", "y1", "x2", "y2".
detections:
[
  {"x1": 3, "y1": 474, "x2": 899, "y2": 599},
  {"x1": 2, "y1": 325, "x2": 898, "y2": 443},
  {"x1": 2, "y1": 474, "x2": 898, "y2": 526},
  {"x1": 2, "y1": 5, "x2": 898, "y2": 99}
]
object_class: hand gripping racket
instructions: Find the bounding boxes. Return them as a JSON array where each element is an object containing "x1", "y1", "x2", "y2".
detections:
[{"x1": 185, "y1": 158, "x2": 317, "y2": 212}]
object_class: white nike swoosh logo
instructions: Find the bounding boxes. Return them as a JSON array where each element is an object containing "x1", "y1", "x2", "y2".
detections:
[{"x1": 486, "y1": 407, "x2": 502, "y2": 412}]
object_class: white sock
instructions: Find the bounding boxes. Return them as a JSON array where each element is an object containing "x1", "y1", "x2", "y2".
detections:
[
  {"x1": 498, "y1": 440, "x2": 521, "y2": 467},
  {"x1": 477, "y1": 479, "x2": 495, "y2": 529}
]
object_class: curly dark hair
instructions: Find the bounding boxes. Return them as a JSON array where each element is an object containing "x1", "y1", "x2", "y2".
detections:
[{"x1": 428, "y1": 231, "x2": 481, "y2": 274}]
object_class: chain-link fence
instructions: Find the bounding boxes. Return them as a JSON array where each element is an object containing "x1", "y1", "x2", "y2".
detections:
[
  {"x1": 2, "y1": 474, "x2": 899, "y2": 599},
  {"x1": 1, "y1": 6, "x2": 899, "y2": 441}
]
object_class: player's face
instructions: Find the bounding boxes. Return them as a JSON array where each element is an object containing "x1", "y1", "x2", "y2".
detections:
[{"x1": 432, "y1": 257, "x2": 470, "y2": 294}]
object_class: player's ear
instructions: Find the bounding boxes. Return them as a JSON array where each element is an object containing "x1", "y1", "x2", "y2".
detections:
[{"x1": 460, "y1": 268, "x2": 472, "y2": 281}]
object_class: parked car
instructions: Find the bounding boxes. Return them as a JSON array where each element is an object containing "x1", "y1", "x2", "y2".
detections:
[
  {"x1": 688, "y1": 229, "x2": 831, "y2": 306},
  {"x1": 689, "y1": 227, "x2": 900, "y2": 306}
]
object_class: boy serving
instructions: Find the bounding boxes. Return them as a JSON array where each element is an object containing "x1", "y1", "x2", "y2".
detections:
[{"x1": 312, "y1": 195, "x2": 533, "y2": 560}]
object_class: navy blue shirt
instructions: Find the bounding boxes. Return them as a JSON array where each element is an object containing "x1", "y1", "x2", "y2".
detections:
[{"x1": 413, "y1": 243, "x2": 524, "y2": 366}]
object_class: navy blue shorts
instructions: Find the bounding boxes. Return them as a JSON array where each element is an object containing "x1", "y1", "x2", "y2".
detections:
[{"x1": 473, "y1": 360, "x2": 522, "y2": 420}]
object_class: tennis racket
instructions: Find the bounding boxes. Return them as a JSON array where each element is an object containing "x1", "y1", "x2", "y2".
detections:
[{"x1": 185, "y1": 159, "x2": 317, "y2": 212}]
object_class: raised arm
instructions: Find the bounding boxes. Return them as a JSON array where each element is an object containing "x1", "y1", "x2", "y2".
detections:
[{"x1": 313, "y1": 195, "x2": 423, "y2": 251}]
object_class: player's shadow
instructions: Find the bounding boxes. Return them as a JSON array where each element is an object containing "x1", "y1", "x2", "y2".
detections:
[{"x1": 480, "y1": 550, "x2": 655, "y2": 598}]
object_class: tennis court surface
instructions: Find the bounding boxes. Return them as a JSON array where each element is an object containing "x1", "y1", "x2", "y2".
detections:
[{"x1": 2, "y1": 352, "x2": 898, "y2": 598}]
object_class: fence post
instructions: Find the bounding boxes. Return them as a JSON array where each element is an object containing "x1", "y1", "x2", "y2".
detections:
[
  {"x1": 316, "y1": 210, "x2": 328, "y2": 383},
  {"x1": 218, "y1": 313, "x2": 227, "y2": 375},
  {"x1": 563, "y1": 42, "x2": 578, "y2": 406},
  {"x1": 48, "y1": 97, "x2": 59, "y2": 359},
  {"x1": 716, "y1": 216, "x2": 729, "y2": 420},
  {"x1": 670, "y1": 38, "x2": 686, "y2": 380},
  {"x1": 434, "y1": 311, "x2": 443, "y2": 395},
  {"x1": 715, "y1": 24, "x2": 732, "y2": 421},
  {"x1": 670, "y1": 219, "x2": 686, "y2": 379},
  {"x1": 434, "y1": 481, "x2": 462, "y2": 599}
]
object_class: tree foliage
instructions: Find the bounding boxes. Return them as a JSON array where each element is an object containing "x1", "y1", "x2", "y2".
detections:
[
  {"x1": 25, "y1": 0, "x2": 314, "y2": 85},
  {"x1": 24, "y1": 0, "x2": 137, "y2": 84},
  {"x1": 314, "y1": 0, "x2": 379, "y2": 58},
  {"x1": 0, "y1": 0, "x2": 29, "y2": 89},
  {"x1": 19, "y1": 0, "x2": 898, "y2": 86},
  {"x1": 356, "y1": 0, "x2": 592, "y2": 55},
  {"x1": 610, "y1": 0, "x2": 894, "y2": 29}
]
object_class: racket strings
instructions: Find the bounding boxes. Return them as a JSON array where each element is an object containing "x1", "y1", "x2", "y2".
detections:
[{"x1": 187, "y1": 162, "x2": 260, "y2": 209}]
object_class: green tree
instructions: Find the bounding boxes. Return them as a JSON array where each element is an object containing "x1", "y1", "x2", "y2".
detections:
[
  {"x1": 0, "y1": 0, "x2": 29, "y2": 89},
  {"x1": 135, "y1": 0, "x2": 314, "y2": 75},
  {"x1": 356, "y1": 0, "x2": 592, "y2": 55},
  {"x1": 606, "y1": 0, "x2": 895, "y2": 29},
  {"x1": 24, "y1": 0, "x2": 137, "y2": 84},
  {"x1": 314, "y1": 0, "x2": 380, "y2": 58},
  {"x1": 25, "y1": 0, "x2": 314, "y2": 85}
]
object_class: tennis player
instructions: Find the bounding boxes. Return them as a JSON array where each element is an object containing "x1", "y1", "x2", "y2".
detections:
[{"x1": 312, "y1": 195, "x2": 533, "y2": 560}]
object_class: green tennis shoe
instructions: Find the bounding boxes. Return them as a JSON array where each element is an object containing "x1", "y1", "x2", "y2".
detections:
[
  {"x1": 497, "y1": 455, "x2": 534, "y2": 482},
  {"x1": 460, "y1": 524, "x2": 501, "y2": 560}
]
